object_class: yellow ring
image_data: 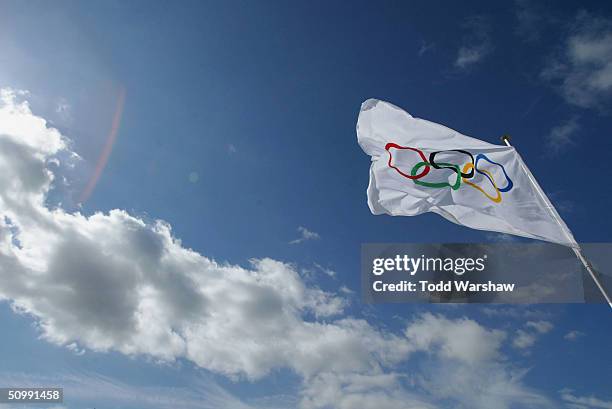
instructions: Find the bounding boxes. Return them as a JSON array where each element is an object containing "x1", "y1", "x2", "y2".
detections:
[{"x1": 461, "y1": 163, "x2": 502, "y2": 203}]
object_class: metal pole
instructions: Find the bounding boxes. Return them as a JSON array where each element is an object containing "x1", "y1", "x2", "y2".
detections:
[{"x1": 500, "y1": 135, "x2": 612, "y2": 308}]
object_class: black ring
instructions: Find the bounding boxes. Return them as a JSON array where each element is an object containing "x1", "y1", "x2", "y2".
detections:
[{"x1": 428, "y1": 150, "x2": 475, "y2": 179}]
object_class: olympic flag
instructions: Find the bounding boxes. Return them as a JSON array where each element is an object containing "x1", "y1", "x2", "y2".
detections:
[{"x1": 357, "y1": 98, "x2": 578, "y2": 248}]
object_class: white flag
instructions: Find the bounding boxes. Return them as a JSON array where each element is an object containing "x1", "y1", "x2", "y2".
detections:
[{"x1": 357, "y1": 98, "x2": 577, "y2": 248}]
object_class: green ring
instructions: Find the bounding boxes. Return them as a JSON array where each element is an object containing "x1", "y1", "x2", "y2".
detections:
[{"x1": 411, "y1": 162, "x2": 461, "y2": 190}]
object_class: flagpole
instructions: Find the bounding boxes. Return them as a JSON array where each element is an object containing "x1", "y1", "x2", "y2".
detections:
[{"x1": 500, "y1": 135, "x2": 612, "y2": 308}]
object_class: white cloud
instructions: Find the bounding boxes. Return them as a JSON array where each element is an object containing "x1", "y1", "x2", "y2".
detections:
[
  {"x1": 55, "y1": 97, "x2": 72, "y2": 123},
  {"x1": 515, "y1": 0, "x2": 540, "y2": 42},
  {"x1": 404, "y1": 313, "x2": 505, "y2": 365},
  {"x1": 313, "y1": 262, "x2": 337, "y2": 278},
  {"x1": 418, "y1": 40, "x2": 434, "y2": 57},
  {"x1": 542, "y1": 13, "x2": 612, "y2": 108},
  {"x1": 300, "y1": 372, "x2": 435, "y2": 409},
  {"x1": 455, "y1": 16, "x2": 493, "y2": 69},
  {"x1": 514, "y1": 0, "x2": 556, "y2": 43},
  {"x1": 418, "y1": 361, "x2": 552, "y2": 409},
  {"x1": 526, "y1": 320, "x2": 554, "y2": 334},
  {"x1": 339, "y1": 285, "x2": 354, "y2": 295},
  {"x1": 0, "y1": 88, "x2": 418, "y2": 406},
  {"x1": 289, "y1": 226, "x2": 320, "y2": 244},
  {"x1": 560, "y1": 389, "x2": 612, "y2": 409},
  {"x1": 546, "y1": 118, "x2": 580, "y2": 154},
  {"x1": 513, "y1": 320, "x2": 553, "y2": 350},
  {"x1": 298, "y1": 314, "x2": 554, "y2": 409},
  {"x1": 0, "y1": 88, "x2": 65, "y2": 156},
  {"x1": 563, "y1": 330, "x2": 585, "y2": 341},
  {"x1": 404, "y1": 314, "x2": 552, "y2": 409},
  {"x1": 0, "y1": 89, "x2": 404, "y2": 382},
  {"x1": 513, "y1": 329, "x2": 538, "y2": 349},
  {"x1": 455, "y1": 47, "x2": 488, "y2": 69}
]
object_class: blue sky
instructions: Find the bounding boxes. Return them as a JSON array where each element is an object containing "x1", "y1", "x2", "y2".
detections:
[{"x1": 0, "y1": 1, "x2": 611, "y2": 408}]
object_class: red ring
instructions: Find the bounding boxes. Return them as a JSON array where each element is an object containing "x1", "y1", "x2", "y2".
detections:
[{"x1": 385, "y1": 142, "x2": 430, "y2": 180}]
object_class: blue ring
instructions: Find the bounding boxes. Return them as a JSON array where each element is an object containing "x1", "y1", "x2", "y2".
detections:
[{"x1": 474, "y1": 154, "x2": 514, "y2": 192}]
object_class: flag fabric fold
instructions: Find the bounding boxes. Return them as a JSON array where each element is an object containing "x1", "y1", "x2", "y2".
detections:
[{"x1": 357, "y1": 98, "x2": 577, "y2": 248}]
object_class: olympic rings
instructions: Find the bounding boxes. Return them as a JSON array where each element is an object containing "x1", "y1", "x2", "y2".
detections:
[{"x1": 385, "y1": 143, "x2": 514, "y2": 204}]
